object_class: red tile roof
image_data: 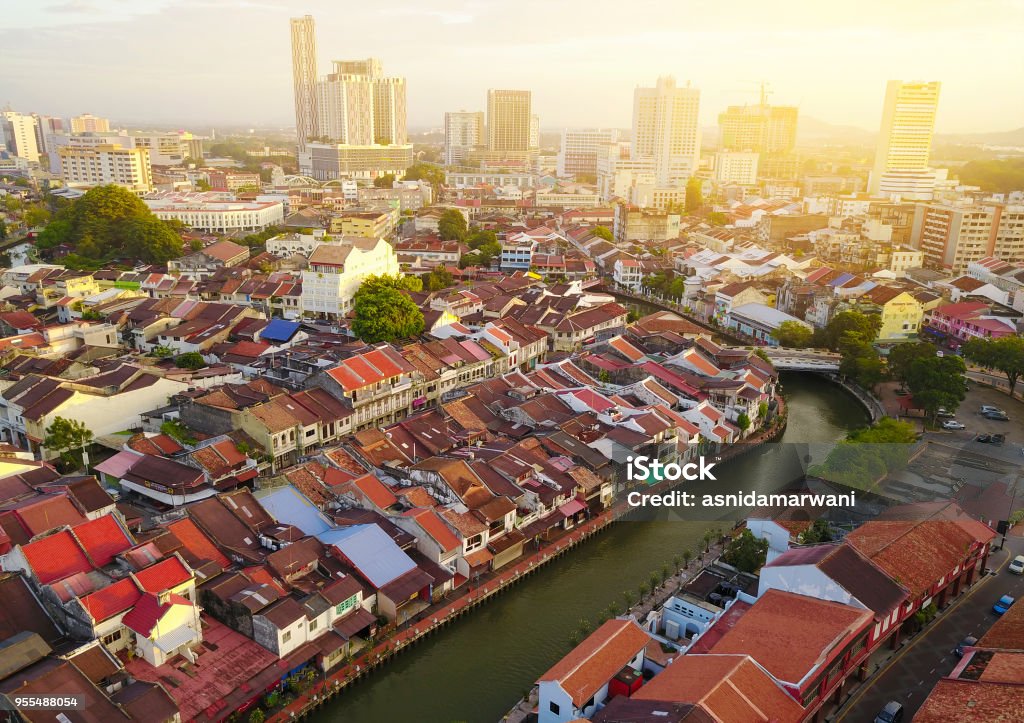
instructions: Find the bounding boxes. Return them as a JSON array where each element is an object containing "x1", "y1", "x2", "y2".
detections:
[
  {"x1": 634, "y1": 654, "x2": 803, "y2": 722},
  {"x1": 166, "y1": 518, "x2": 230, "y2": 569},
  {"x1": 12, "y1": 495, "x2": 86, "y2": 536},
  {"x1": 351, "y1": 473, "x2": 397, "y2": 509},
  {"x1": 134, "y1": 556, "x2": 192, "y2": 594},
  {"x1": 700, "y1": 589, "x2": 872, "y2": 685},
  {"x1": 72, "y1": 514, "x2": 133, "y2": 566},
  {"x1": 915, "y1": 679, "x2": 1024, "y2": 722},
  {"x1": 79, "y1": 578, "x2": 142, "y2": 622},
  {"x1": 539, "y1": 618, "x2": 650, "y2": 706},
  {"x1": 403, "y1": 508, "x2": 460, "y2": 554},
  {"x1": 22, "y1": 530, "x2": 93, "y2": 584},
  {"x1": 122, "y1": 592, "x2": 193, "y2": 637}
]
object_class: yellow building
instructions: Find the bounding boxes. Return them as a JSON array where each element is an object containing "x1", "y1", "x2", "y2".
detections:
[
  {"x1": 58, "y1": 143, "x2": 153, "y2": 194},
  {"x1": 329, "y1": 207, "x2": 398, "y2": 238},
  {"x1": 858, "y1": 286, "x2": 923, "y2": 341}
]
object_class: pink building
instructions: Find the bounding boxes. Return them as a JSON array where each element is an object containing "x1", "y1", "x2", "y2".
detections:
[{"x1": 924, "y1": 301, "x2": 1018, "y2": 344}]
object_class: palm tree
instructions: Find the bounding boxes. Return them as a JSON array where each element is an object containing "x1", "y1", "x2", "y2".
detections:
[
  {"x1": 607, "y1": 602, "x2": 621, "y2": 618},
  {"x1": 639, "y1": 581, "x2": 650, "y2": 601},
  {"x1": 578, "y1": 618, "x2": 593, "y2": 636},
  {"x1": 672, "y1": 554, "x2": 682, "y2": 570},
  {"x1": 568, "y1": 630, "x2": 581, "y2": 646},
  {"x1": 622, "y1": 590, "x2": 635, "y2": 609},
  {"x1": 649, "y1": 571, "x2": 660, "y2": 592},
  {"x1": 682, "y1": 548, "x2": 693, "y2": 568},
  {"x1": 660, "y1": 565, "x2": 670, "y2": 584}
]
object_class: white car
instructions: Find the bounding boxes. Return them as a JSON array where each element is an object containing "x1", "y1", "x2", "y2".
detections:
[
  {"x1": 1010, "y1": 556, "x2": 1024, "y2": 575},
  {"x1": 941, "y1": 420, "x2": 966, "y2": 430}
]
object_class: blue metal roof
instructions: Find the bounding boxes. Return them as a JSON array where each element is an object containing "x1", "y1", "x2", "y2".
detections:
[
  {"x1": 261, "y1": 318, "x2": 301, "y2": 343},
  {"x1": 255, "y1": 485, "x2": 332, "y2": 536},
  {"x1": 317, "y1": 524, "x2": 415, "y2": 588}
]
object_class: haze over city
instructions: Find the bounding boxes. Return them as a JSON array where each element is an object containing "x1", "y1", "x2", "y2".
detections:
[{"x1": 4, "y1": 0, "x2": 1023, "y2": 133}]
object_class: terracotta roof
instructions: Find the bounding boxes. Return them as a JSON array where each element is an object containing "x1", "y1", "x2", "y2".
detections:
[
  {"x1": 166, "y1": 518, "x2": 231, "y2": 569},
  {"x1": 72, "y1": 514, "x2": 133, "y2": 567},
  {"x1": 634, "y1": 654, "x2": 803, "y2": 722},
  {"x1": 134, "y1": 555, "x2": 192, "y2": 594},
  {"x1": 915, "y1": 678, "x2": 1024, "y2": 722},
  {"x1": 22, "y1": 530, "x2": 92, "y2": 584},
  {"x1": 699, "y1": 589, "x2": 872, "y2": 685},
  {"x1": 539, "y1": 618, "x2": 651, "y2": 706},
  {"x1": 403, "y1": 508, "x2": 460, "y2": 554},
  {"x1": 79, "y1": 578, "x2": 142, "y2": 622}
]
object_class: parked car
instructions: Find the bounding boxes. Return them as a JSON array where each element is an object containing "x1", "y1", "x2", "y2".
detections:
[
  {"x1": 936, "y1": 350, "x2": 944, "y2": 357},
  {"x1": 875, "y1": 701, "x2": 904, "y2": 723},
  {"x1": 954, "y1": 635, "x2": 979, "y2": 657},
  {"x1": 1010, "y1": 556, "x2": 1024, "y2": 575},
  {"x1": 981, "y1": 405, "x2": 1004, "y2": 414},
  {"x1": 937, "y1": 407, "x2": 954, "y2": 418},
  {"x1": 984, "y1": 411, "x2": 1010, "y2": 422},
  {"x1": 992, "y1": 434, "x2": 1006, "y2": 446},
  {"x1": 942, "y1": 420, "x2": 966, "y2": 430},
  {"x1": 976, "y1": 434, "x2": 992, "y2": 443},
  {"x1": 994, "y1": 595, "x2": 1015, "y2": 615}
]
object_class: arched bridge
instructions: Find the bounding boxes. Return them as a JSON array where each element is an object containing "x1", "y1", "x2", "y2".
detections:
[{"x1": 762, "y1": 349, "x2": 841, "y2": 372}]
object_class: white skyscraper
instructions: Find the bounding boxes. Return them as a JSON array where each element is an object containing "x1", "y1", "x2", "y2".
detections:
[
  {"x1": 557, "y1": 129, "x2": 620, "y2": 178},
  {"x1": 1, "y1": 112, "x2": 41, "y2": 164},
  {"x1": 316, "y1": 59, "x2": 407, "y2": 146},
  {"x1": 290, "y1": 15, "x2": 320, "y2": 149},
  {"x1": 631, "y1": 76, "x2": 701, "y2": 186},
  {"x1": 869, "y1": 80, "x2": 941, "y2": 200},
  {"x1": 444, "y1": 111, "x2": 485, "y2": 166}
]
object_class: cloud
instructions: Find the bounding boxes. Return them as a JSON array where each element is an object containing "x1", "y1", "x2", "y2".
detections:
[
  {"x1": 380, "y1": 7, "x2": 475, "y2": 24},
  {"x1": 44, "y1": 0, "x2": 100, "y2": 13}
]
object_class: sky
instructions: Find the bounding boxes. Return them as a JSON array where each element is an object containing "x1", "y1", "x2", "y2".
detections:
[{"x1": 3, "y1": 0, "x2": 1023, "y2": 134}]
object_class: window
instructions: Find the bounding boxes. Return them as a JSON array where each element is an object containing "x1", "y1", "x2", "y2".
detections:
[
  {"x1": 282, "y1": 630, "x2": 292, "y2": 643},
  {"x1": 549, "y1": 702, "x2": 560, "y2": 715},
  {"x1": 102, "y1": 630, "x2": 122, "y2": 645},
  {"x1": 309, "y1": 619, "x2": 318, "y2": 632},
  {"x1": 335, "y1": 594, "x2": 358, "y2": 615}
]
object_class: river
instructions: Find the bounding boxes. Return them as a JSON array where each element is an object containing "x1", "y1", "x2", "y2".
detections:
[{"x1": 312, "y1": 372, "x2": 867, "y2": 723}]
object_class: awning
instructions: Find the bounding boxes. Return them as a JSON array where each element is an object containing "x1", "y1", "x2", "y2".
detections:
[
  {"x1": 558, "y1": 498, "x2": 587, "y2": 517},
  {"x1": 154, "y1": 625, "x2": 200, "y2": 653},
  {"x1": 464, "y1": 548, "x2": 493, "y2": 569},
  {"x1": 333, "y1": 606, "x2": 376, "y2": 640}
]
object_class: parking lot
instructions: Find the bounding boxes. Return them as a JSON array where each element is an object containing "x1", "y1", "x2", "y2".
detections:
[{"x1": 874, "y1": 377, "x2": 1024, "y2": 507}]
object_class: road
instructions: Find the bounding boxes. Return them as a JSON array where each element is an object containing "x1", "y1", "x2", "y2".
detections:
[{"x1": 835, "y1": 536, "x2": 1024, "y2": 721}]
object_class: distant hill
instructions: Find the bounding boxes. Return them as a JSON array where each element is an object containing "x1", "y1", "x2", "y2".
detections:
[
  {"x1": 796, "y1": 117, "x2": 875, "y2": 146},
  {"x1": 935, "y1": 127, "x2": 1024, "y2": 146}
]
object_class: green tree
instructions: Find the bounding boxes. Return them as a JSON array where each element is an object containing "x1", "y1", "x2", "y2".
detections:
[
  {"x1": 0, "y1": 218, "x2": 6, "y2": 241},
  {"x1": 402, "y1": 162, "x2": 446, "y2": 189},
  {"x1": 151, "y1": 345, "x2": 174, "y2": 358},
  {"x1": 822, "y1": 310, "x2": 882, "y2": 350},
  {"x1": 174, "y1": 352, "x2": 206, "y2": 370},
  {"x1": 772, "y1": 320, "x2": 814, "y2": 348},
  {"x1": 722, "y1": 529, "x2": 769, "y2": 573},
  {"x1": 963, "y1": 336, "x2": 1024, "y2": 397},
  {"x1": 838, "y1": 332, "x2": 885, "y2": 389},
  {"x1": 351, "y1": 275, "x2": 425, "y2": 343},
  {"x1": 122, "y1": 217, "x2": 184, "y2": 263},
  {"x1": 373, "y1": 173, "x2": 396, "y2": 188},
  {"x1": 591, "y1": 226, "x2": 614, "y2": 242},
  {"x1": 887, "y1": 342, "x2": 939, "y2": 384},
  {"x1": 24, "y1": 205, "x2": 50, "y2": 227},
  {"x1": 685, "y1": 176, "x2": 704, "y2": 213},
  {"x1": 800, "y1": 519, "x2": 834, "y2": 544},
  {"x1": 905, "y1": 354, "x2": 966, "y2": 423},
  {"x1": 708, "y1": 211, "x2": 727, "y2": 226},
  {"x1": 424, "y1": 266, "x2": 455, "y2": 292},
  {"x1": 682, "y1": 549, "x2": 693, "y2": 568},
  {"x1": 195, "y1": 179, "x2": 211, "y2": 191},
  {"x1": 437, "y1": 209, "x2": 468, "y2": 241},
  {"x1": 44, "y1": 417, "x2": 93, "y2": 469},
  {"x1": 736, "y1": 412, "x2": 751, "y2": 433}
]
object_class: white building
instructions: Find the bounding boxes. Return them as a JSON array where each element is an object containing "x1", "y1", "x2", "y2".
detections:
[
  {"x1": 557, "y1": 128, "x2": 619, "y2": 178},
  {"x1": 301, "y1": 236, "x2": 400, "y2": 318},
  {"x1": 69, "y1": 114, "x2": 111, "y2": 133},
  {"x1": 444, "y1": 111, "x2": 485, "y2": 166},
  {"x1": 632, "y1": 76, "x2": 701, "y2": 187},
  {"x1": 1, "y1": 112, "x2": 41, "y2": 164},
  {"x1": 714, "y1": 151, "x2": 759, "y2": 185},
  {"x1": 869, "y1": 80, "x2": 941, "y2": 200},
  {"x1": 612, "y1": 258, "x2": 643, "y2": 290},
  {"x1": 145, "y1": 193, "x2": 284, "y2": 232},
  {"x1": 58, "y1": 144, "x2": 154, "y2": 194}
]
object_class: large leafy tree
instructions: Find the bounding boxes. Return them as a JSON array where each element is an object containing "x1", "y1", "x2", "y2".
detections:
[
  {"x1": 44, "y1": 416, "x2": 93, "y2": 469},
  {"x1": 905, "y1": 354, "x2": 967, "y2": 422},
  {"x1": 35, "y1": 185, "x2": 183, "y2": 263},
  {"x1": 591, "y1": 226, "x2": 614, "y2": 242},
  {"x1": 963, "y1": 336, "x2": 1024, "y2": 396},
  {"x1": 424, "y1": 266, "x2": 454, "y2": 292},
  {"x1": 773, "y1": 320, "x2": 814, "y2": 348},
  {"x1": 887, "y1": 342, "x2": 939, "y2": 384},
  {"x1": 822, "y1": 310, "x2": 882, "y2": 350},
  {"x1": 838, "y1": 332, "x2": 884, "y2": 389},
  {"x1": 722, "y1": 530, "x2": 768, "y2": 573},
  {"x1": 351, "y1": 275, "x2": 425, "y2": 343},
  {"x1": 437, "y1": 209, "x2": 468, "y2": 241}
]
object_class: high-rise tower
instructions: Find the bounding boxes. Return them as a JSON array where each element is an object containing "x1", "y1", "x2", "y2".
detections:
[{"x1": 290, "y1": 15, "x2": 319, "y2": 149}]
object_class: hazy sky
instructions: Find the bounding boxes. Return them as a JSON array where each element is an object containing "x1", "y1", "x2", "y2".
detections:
[{"x1": 3, "y1": 0, "x2": 1022, "y2": 134}]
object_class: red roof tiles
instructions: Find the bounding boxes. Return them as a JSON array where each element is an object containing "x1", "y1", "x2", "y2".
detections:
[
  {"x1": 72, "y1": 514, "x2": 133, "y2": 567},
  {"x1": 134, "y1": 556, "x2": 192, "y2": 594},
  {"x1": 79, "y1": 578, "x2": 142, "y2": 623},
  {"x1": 22, "y1": 530, "x2": 93, "y2": 584}
]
